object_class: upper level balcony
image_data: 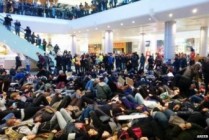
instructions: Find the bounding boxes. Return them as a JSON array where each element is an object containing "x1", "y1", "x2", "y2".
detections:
[{"x1": 0, "y1": 0, "x2": 209, "y2": 34}]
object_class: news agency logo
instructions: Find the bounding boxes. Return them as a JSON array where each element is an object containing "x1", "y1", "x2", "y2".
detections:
[{"x1": 196, "y1": 135, "x2": 208, "y2": 139}]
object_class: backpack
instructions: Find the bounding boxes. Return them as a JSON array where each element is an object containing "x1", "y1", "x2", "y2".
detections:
[
  {"x1": 34, "y1": 133, "x2": 54, "y2": 140},
  {"x1": 5, "y1": 127, "x2": 24, "y2": 140},
  {"x1": 33, "y1": 107, "x2": 55, "y2": 123}
]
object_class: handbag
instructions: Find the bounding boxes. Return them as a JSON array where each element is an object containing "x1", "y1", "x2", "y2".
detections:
[
  {"x1": 5, "y1": 127, "x2": 24, "y2": 140},
  {"x1": 34, "y1": 133, "x2": 54, "y2": 140}
]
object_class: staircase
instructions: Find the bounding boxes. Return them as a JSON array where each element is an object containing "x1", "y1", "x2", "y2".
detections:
[{"x1": 0, "y1": 17, "x2": 55, "y2": 64}]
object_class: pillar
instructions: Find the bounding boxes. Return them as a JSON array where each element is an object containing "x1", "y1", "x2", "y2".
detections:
[
  {"x1": 79, "y1": 38, "x2": 89, "y2": 54},
  {"x1": 104, "y1": 30, "x2": 113, "y2": 54},
  {"x1": 164, "y1": 21, "x2": 176, "y2": 61},
  {"x1": 138, "y1": 33, "x2": 145, "y2": 55},
  {"x1": 199, "y1": 26, "x2": 208, "y2": 57},
  {"x1": 70, "y1": 35, "x2": 77, "y2": 56},
  {"x1": 102, "y1": 37, "x2": 105, "y2": 54}
]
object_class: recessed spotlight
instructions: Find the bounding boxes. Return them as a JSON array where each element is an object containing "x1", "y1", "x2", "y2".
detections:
[
  {"x1": 120, "y1": 23, "x2": 123, "y2": 26},
  {"x1": 149, "y1": 18, "x2": 152, "y2": 21},
  {"x1": 192, "y1": 8, "x2": 197, "y2": 13},
  {"x1": 169, "y1": 13, "x2": 173, "y2": 17},
  {"x1": 132, "y1": 21, "x2": 135, "y2": 23},
  {"x1": 107, "y1": 25, "x2": 110, "y2": 28}
]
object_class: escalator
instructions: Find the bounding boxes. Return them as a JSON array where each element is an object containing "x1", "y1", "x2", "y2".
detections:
[{"x1": 0, "y1": 15, "x2": 55, "y2": 63}]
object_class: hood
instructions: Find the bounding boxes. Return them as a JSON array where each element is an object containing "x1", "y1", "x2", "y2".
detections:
[{"x1": 98, "y1": 82, "x2": 106, "y2": 86}]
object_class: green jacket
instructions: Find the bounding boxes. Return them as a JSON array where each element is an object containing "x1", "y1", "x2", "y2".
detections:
[{"x1": 95, "y1": 82, "x2": 112, "y2": 100}]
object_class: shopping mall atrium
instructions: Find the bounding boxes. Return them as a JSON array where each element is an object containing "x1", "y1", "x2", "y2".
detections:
[{"x1": 0, "y1": 0, "x2": 209, "y2": 140}]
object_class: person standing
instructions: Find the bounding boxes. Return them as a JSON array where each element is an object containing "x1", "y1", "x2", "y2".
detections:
[
  {"x1": 14, "y1": 20, "x2": 21, "y2": 36},
  {"x1": 4, "y1": 14, "x2": 13, "y2": 31},
  {"x1": 42, "y1": 39, "x2": 47, "y2": 52},
  {"x1": 54, "y1": 44, "x2": 60, "y2": 55},
  {"x1": 44, "y1": 53, "x2": 50, "y2": 70},
  {"x1": 24, "y1": 26, "x2": 31, "y2": 42},
  {"x1": 25, "y1": 56, "x2": 30, "y2": 73},
  {"x1": 139, "y1": 53, "x2": 146, "y2": 70},
  {"x1": 36, "y1": 34, "x2": 42, "y2": 47},
  {"x1": 202, "y1": 57, "x2": 209, "y2": 94},
  {"x1": 36, "y1": 52, "x2": 46, "y2": 69},
  {"x1": 15, "y1": 54, "x2": 22, "y2": 70},
  {"x1": 67, "y1": 51, "x2": 72, "y2": 72}
]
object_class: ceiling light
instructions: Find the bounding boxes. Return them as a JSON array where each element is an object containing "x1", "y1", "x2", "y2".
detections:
[
  {"x1": 169, "y1": 13, "x2": 173, "y2": 17},
  {"x1": 107, "y1": 25, "x2": 110, "y2": 28},
  {"x1": 149, "y1": 18, "x2": 151, "y2": 21},
  {"x1": 73, "y1": 31, "x2": 76, "y2": 34},
  {"x1": 192, "y1": 8, "x2": 197, "y2": 13},
  {"x1": 86, "y1": 29, "x2": 89, "y2": 32},
  {"x1": 132, "y1": 21, "x2": 135, "y2": 23},
  {"x1": 95, "y1": 27, "x2": 98, "y2": 30},
  {"x1": 78, "y1": 31, "x2": 81, "y2": 33},
  {"x1": 120, "y1": 23, "x2": 123, "y2": 26}
]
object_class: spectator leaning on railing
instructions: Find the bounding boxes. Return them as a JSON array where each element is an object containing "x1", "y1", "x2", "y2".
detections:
[
  {"x1": 14, "y1": 20, "x2": 21, "y2": 36},
  {"x1": 3, "y1": 14, "x2": 12, "y2": 31}
]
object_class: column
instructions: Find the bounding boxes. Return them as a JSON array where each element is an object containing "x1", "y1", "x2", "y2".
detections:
[
  {"x1": 70, "y1": 35, "x2": 77, "y2": 56},
  {"x1": 104, "y1": 30, "x2": 113, "y2": 54},
  {"x1": 138, "y1": 33, "x2": 145, "y2": 55},
  {"x1": 164, "y1": 21, "x2": 176, "y2": 61},
  {"x1": 79, "y1": 38, "x2": 89, "y2": 54},
  {"x1": 199, "y1": 26, "x2": 208, "y2": 57},
  {"x1": 102, "y1": 37, "x2": 105, "y2": 54}
]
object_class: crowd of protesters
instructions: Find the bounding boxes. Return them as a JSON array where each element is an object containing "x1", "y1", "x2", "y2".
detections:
[
  {"x1": 0, "y1": 44, "x2": 208, "y2": 139},
  {"x1": 0, "y1": 0, "x2": 140, "y2": 20},
  {"x1": 2, "y1": 5, "x2": 209, "y2": 139}
]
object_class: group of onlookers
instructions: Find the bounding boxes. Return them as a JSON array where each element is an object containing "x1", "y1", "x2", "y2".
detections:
[{"x1": 0, "y1": 0, "x2": 140, "y2": 20}]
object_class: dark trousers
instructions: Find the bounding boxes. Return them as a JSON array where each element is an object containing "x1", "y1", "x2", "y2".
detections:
[
  {"x1": 57, "y1": 96, "x2": 71, "y2": 111},
  {"x1": 0, "y1": 107, "x2": 42, "y2": 120},
  {"x1": 90, "y1": 111, "x2": 112, "y2": 135},
  {"x1": 32, "y1": 94, "x2": 49, "y2": 107}
]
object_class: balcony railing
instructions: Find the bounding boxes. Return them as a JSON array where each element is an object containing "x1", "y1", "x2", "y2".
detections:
[{"x1": 0, "y1": 0, "x2": 140, "y2": 20}]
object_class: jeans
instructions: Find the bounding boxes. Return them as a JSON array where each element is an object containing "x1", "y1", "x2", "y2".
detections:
[
  {"x1": 5, "y1": 25, "x2": 11, "y2": 31},
  {"x1": 189, "y1": 95, "x2": 203, "y2": 103},
  {"x1": 26, "y1": 65, "x2": 30, "y2": 72},
  {"x1": 121, "y1": 95, "x2": 138, "y2": 110},
  {"x1": 135, "y1": 93, "x2": 157, "y2": 108},
  {"x1": 153, "y1": 109, "x2": 174, "y2": 129},
  {"x1": 0, "y1": 113, "x2": 15, "y2": 133},
  {"x1": 32, "y1": 94, "x2": 49, "y2": 107},
  {"x1": 80, "y1": 105, "x2": 93, "y2": 121},
  {"x1": 50, "y1": 108, "x2": 73, "y2": 130},
  {"x1": 0, "y1": 4, "x2": 3, "y2": 13}
]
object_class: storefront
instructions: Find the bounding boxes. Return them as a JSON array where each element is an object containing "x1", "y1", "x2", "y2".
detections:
[{"x1": 88, "y1": 44, "x2": 102, "y2": 54}]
